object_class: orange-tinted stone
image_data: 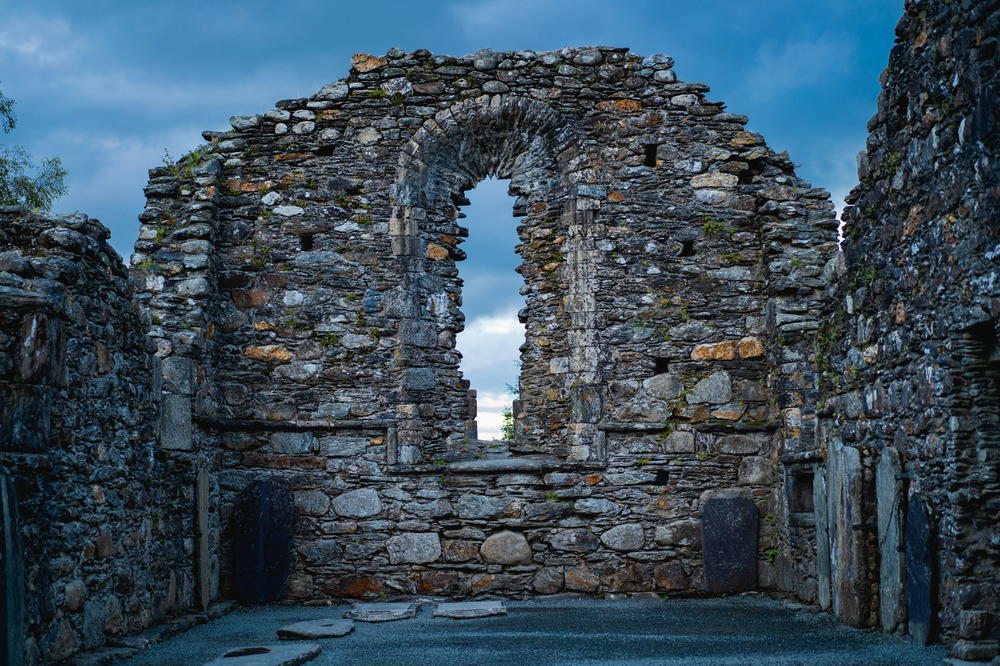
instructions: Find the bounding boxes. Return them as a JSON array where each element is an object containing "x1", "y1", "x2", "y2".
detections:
[
  {"x1": 225, "y1": 178, "x2": 273, "y2": 192},
  {"x1": 565, "y1": 565, "x2": 599, "y2": 592},
  {"x1": 737, "y1": 336, "x2": 765, "y2": 358},
  {"x1": 232, "y1": 289, "x2": 268, "y2": 308},
  {"x1": 326, "y1": 575, "x2": 382, "y2": 597},
  {"x1": 597, "y1": 99, "x2": 642, "y2": 113},
  {"x1": 583, "y1": 474, "x2": 603, "y2": 486},
  {"x1": 730, "y1": 131, "x2": 762, "y2": 147},
  {"x1": 691, "y1": 341, "x2": 737, "y2": 360},
  {"x1": 608, "y1": 190, "x2": 626, "y2": 202},
  {"x1": 426, "y1": 243, "x2": 449, "y2": 260},
  {"x1": 352, "y1": 53, "x2": 387, "y2": 73},
  {"x1": 414, "y1": 571, "x2": 461, "y2": 595},
  {"x1": 244, "y1": 344, "x2": 292, "y2": 363}
]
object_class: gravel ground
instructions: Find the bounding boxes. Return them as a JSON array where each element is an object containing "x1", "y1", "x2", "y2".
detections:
[{"x1": 117, "y1": 595, "x2": 947, "y2": 665}]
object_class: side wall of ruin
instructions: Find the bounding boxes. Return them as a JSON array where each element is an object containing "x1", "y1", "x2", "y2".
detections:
[
  {"x1": 809, "y1": 0, "x2": 1000, "y2": 654},
  {"x1": 0, "y1": 210, "x2": 218, "y2": 664}
]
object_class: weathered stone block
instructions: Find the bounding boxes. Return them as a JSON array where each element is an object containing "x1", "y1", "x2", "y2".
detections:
[
  {"x1": 738, "y1": 456, "x2": 772, "y2": 485},
  {"x1": 564, "y1": 565, "x2": 599, "y2": 592},
  {"x1": 533, "y1": 567, "x2": 564, "y2": 594},
  {"x1": 159, "y1": 394, "x2": 192, "y2": 450},
  {"x1": 480, "y1": 531, "x2": 532, "y2": 565},
  {"x1": 271, "y1": 432, "x2": 315, "y2": 454},
  {"x1": 161, "y1": 356, "x2": 194, "y2": 395},
  {"x1": 687, "y1": 371, "x2": 732, "y2": 405},
  {"x1": 293, "y1": 490, "x2": 330, "y2": 517},
  {"x1": 386, "y1": 532, "x2": 440, "y2": 564},
  {"x1": 549, "y1": 529, "x2": 600, "y2": 552},
  {"x1": 600, "y1": 523, "x2": 645, "y2": 551},
  {"x1": 333, "y1": 489, "x2": 381, "y2": 519},
  {"x1": 654, "y1": 519, "x2": 700, "y2": 547}
]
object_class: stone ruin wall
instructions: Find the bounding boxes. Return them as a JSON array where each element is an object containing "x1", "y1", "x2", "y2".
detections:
[
  {"x1": 127, "y1": 46, "x2": 836, "y2": 606},
  {"x1": 807, "y1": 0, "x2": 1000, "y2": 656},
  {"x1": 0, "y1": 209, "x2": 218, "y2": 663}
]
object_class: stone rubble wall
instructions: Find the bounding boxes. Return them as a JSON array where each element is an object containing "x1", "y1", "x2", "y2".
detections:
[
  {"x1": 811, "y1": 0, "x2": 1000, "y2": 654},
  {"x1": 0, "y1": 209, "x2": 216, "y2": 664},
  {"x1": 131, "y1": 47, "x2": 836, "y2": 604}
]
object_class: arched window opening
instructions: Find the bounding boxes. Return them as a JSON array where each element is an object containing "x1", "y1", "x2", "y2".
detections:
[{"x1": 454, "y1": 177, "x2": 526, "y2": 442}]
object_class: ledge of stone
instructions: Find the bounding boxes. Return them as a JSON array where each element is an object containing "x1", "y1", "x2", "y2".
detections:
[
  {"x1": 195, "y1": 417, "x2": 393, "y2": 431},
  {"x1": 780, "y1": 449, "x2": 826, "y2": 465},
  {"x1": 389, "y1": 455, "x2": 603, "y2": 475},
  {"x1": 599, "y1": 421, "x2": 781, "y2": 433}
]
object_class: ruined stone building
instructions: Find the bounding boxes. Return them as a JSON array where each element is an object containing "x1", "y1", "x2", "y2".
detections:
[{"x1": 0, "y1": 0, "x2": 997, "y2": 662}]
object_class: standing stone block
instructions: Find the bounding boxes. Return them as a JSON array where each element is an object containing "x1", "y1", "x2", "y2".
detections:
[
  {"x1": 700, "y1": 493, "x2": 758, "y2": 593},
  {"x1": 195, "y1": 468, "x2": 211, "y2": 612},
  {"x1": 827, "y1": 439, "x2": 868, "y2": 627},
  {"x1": 1, "y1": 468, "x2": 25, "y2": 666},
  {"x1": 234, "y1": 480, "x2": 294, "y2": 603},
  {"x1": 813, "y1": 465, "x2": 831, "y2": 611},
  {"x1": 877, "y1": 448, "x2": 905, "y2": 633},
  {"x1": 159, "y1": 394, "x2": 192, "y2": 450},
  {"x1": 906, "y1": 493, "x2": 936, "y2": 646}
]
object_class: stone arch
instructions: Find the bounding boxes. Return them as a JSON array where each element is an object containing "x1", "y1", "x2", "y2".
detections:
[{"x1": 389, "y1": 95, "x2": 604, "y2": 463}]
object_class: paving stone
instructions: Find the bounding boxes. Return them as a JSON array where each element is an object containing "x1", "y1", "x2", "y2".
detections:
[
  {"x1": 202, "y1": 643, "x2": 321, "y2": 666},
  {"x1": 343, "y1": 603, "x2": 419, "y2": 623},
  {"x1": 276, "y1": 619, "x2": 354, "y2": 639},
  {"x1": 433, "y1": 601, "x2": 507, "y2": 619}
]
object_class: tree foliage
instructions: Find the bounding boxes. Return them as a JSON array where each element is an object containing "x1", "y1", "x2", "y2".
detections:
[{"x1": 0, "y1": 85, "x2": 67, "y2": 210}]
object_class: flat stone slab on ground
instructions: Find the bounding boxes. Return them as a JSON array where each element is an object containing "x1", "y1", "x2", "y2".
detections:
[
  {"x1": 343, "y1": 602, "x2": 418, "y2": 622},
  {"x1": 202, "y1": 643, "x2": 320, "y2": 666},
  {"x1": 433, "y1": 601, "x2": 507, "y2": 619},
  {"x1": 277, "y1": 619, "x2": 354, "y2": 639}
]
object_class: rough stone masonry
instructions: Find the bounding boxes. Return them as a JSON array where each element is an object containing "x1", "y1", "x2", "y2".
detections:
[{"x1": 0, "y1": 0, "x2": 997, "y2": 663}]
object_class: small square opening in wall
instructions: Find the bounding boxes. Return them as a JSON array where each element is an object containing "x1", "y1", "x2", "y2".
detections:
[
  {"x1": 789, "y1": 469, "x2": 815, "y2": 513},
  {"x1": 644, "y1": 144, "x2": 659, "y2": 167},
  {"x1": 653, "y1": 358, "x2": 670, "y2": 374},
  {"x1": 680, "y1": 239, "x2": 696, "y2": 257},
  {"x1": 300, "y1": 233, "x2": 315, "y2": 251}
]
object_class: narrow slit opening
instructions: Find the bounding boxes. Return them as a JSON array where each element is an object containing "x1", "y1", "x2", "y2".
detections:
[
  {"x1": 300, "y1": 233, "x2": 315, "y2": 251},
  {"x1": 644, "y1": 144, "x2": 659, "y2": 167}
]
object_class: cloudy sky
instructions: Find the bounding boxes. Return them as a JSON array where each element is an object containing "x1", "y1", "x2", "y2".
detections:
[{"x1": 1, "y1": 0, "x2": 903, "y2": 437}]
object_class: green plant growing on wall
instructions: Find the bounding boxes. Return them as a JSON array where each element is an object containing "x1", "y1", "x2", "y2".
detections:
[
  {"x1": 883, "y1": 151, "x2": 901, "y2": 177},
  {"x1": 701, "y1": 214, "x2": 733, "y2": 236},
  {"x1": 501, "y1": 407, "x2": 515, "y2": 440}
]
